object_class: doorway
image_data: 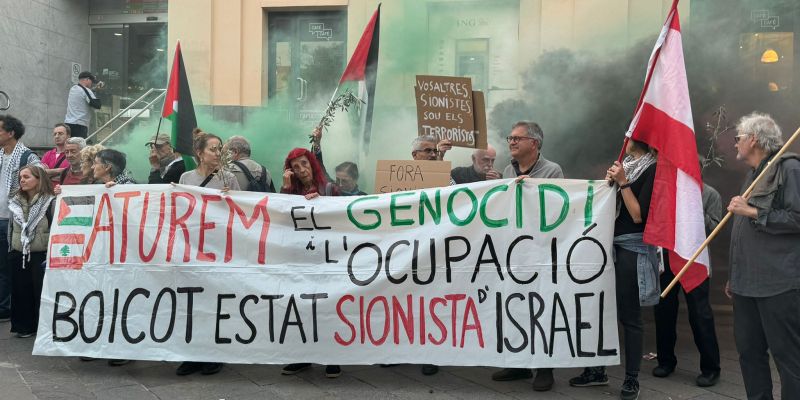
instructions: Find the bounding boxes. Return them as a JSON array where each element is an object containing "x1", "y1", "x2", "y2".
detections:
[{"x1": 267, "y1": 11, "x2": 347, "y2": 121}]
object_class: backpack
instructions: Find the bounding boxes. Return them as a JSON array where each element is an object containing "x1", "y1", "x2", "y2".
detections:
[{"x1": 233, "y1": 160, "x2": 273, "y2": 192}]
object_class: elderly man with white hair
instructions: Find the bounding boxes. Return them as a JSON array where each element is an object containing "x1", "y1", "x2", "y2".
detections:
[
  {"x1": 726, "y1": 112, "x2": 800, "y2": 400},
  {"x1": 450, "y1": 145, "x2": 501, "y2": 184}
]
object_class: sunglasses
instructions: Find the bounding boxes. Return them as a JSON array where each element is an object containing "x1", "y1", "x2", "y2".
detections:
[{"x1": 734, "y1": 134, "x2": 749, "y2": 144}]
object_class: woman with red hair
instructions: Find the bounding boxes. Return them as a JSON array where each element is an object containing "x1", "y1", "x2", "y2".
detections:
[
  {"x1": 280, "y1": 147, "x2": 339, "y2": 199},
  {"x1": 280, "y1": 147, "x2": 341, "y2": 378}
]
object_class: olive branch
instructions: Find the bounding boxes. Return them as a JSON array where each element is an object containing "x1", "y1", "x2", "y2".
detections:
[
  {"x1": 310, "y1": 89, "x2": 365, "y2": 152},
  {"x1": 701, "y1": 106, "x2": 734, "y2": 172}
]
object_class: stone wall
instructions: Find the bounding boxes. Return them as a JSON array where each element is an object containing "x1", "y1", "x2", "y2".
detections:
[{"x1": 0, "y1": 0, "x2": 90, "y2": 148}]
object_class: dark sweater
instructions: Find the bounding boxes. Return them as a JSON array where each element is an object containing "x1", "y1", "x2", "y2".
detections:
[
  {"x1": 148, "y1": 159, "x2": 186, "y2": 184},
  {"x1": 614, "y1": 163, "x2": 656, "y2": 236}
]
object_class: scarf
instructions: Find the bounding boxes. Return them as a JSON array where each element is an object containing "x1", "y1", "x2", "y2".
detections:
[
  {"x1": 0, "y1": 142, "x2": 31, "y2": 194},
  {"x1": 8, "y1": 192, "x2": 54, "y2": 267},
  {"x1": 621, "y1": 152, "x2": 656, "y2": 185}
]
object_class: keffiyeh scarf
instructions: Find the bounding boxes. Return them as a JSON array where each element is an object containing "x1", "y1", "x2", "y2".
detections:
[
  {"x1": 0, "y1": 143, "x2": 31, "y2": 194},
  {"x1": 621, "y1": 152, "x2": 656, "y2": 185},
  {"x1": 8, "y1": 193, "x2": 54, "y2": 267}
]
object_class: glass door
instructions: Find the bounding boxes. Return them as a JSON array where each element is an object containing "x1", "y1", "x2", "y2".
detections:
[{"x1": 268, "y1": 11, "x2": 347, "y2": 121}]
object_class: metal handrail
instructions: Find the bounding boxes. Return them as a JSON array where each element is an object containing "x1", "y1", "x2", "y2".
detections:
[
  {"x1": 98, "y1": 90, "x2": 167, "y2": 145},
  {"x1": 0, "y1": 90, "x2": 10, "y2": 110},
  {"x1": 86, "y1": 88, "x2": 165, "y2": 141}
]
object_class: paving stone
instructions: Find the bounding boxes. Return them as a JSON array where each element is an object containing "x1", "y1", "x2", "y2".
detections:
[
  {"x1": 147, "y1": 378, "x2": 263, "y2": 400},
  {"x1": 93, "y1": 384, "x2": 159, "y2": 400}
]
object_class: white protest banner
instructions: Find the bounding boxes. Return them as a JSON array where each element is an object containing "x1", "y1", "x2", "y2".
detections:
[{"x1": 34, "y1": 180, "x2": 619, "y2": 368}]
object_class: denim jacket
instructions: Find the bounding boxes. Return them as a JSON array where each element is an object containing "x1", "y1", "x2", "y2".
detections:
[{"x1": 614, "y1": 232, "x2": 660, "y2": 306}]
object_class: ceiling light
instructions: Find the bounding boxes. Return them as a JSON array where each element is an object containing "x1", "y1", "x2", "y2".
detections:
[{"x1": 761, "y1": 49, "x2": 779, "y2": 63}]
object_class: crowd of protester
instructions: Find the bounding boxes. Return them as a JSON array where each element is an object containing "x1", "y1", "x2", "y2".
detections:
[{"x1": 0, "y1": 108, "x2": 797, "y2": 400}]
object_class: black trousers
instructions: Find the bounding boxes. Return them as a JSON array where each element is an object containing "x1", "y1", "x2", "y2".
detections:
[
  {"x1": 654, "y1": 259, "x2": 720, "y2": 374},
  {"x1": 65, "y1": 123, "x2": 88, "y2": 138},
  {"x1": 9, "y1": 250, "x2": 46, "y2": 334},
  {"x1": 734, "y1": 290, "x2": 800, "y2": 400},
  {"x1": 615, "y1": 246, "x2": 643, "y2": 376}
]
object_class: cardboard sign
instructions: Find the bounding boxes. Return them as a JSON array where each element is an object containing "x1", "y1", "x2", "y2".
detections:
[
  {"x1": 472, "y1": 91, "x2": 488, "y2": 150},
  {"x1": 415, "y1": 75, "x2": 475, "y2": 147},
  {"x1": 374, "y1": 160, "x2": 452, "y2": 194}
]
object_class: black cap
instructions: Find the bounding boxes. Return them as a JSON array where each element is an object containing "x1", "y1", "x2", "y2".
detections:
[{"x1": 78, "y1": 71, "x2": 97, "y2": 83}]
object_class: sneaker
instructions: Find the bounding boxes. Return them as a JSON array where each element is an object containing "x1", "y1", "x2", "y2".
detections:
[
  {"x1": 176, "y1": 361, "x2": 203, "y2": 376},
  {"x1": 107, "y1": 359, "x2": 132, "y2": 366},
  {"x1": 696, "y1": 371, "x2": 720, "y2": 387},
  {"x1": 201, "y1": 362, "x2": 223, "y2": 375},
  {"x1": 569, "y1": 367, "x2": 609, "y2": 387},
  {"x1": 421, "y1": 364, "x2": 439, "y2": 375},
  {"x1": 652, "y1": 364, "x2": 675, "y2": 378},
  {"x1": 532, "y1": 368, "x2": 554, "y2": 391},
  {"x1": 491, "y1": 368, "x2": 532, "y2": 381},
  {"x1": 282, "y1": 363, "x2": 311, "y2": 375},
  {"x1": 325, "y1": 365, "x2": 342, "y2": 378},
  {"x1": 620, "y1": 375, "x2": 640, "y2": 400},
  {"x1": 15, "y1": 332, "x2": 35, "y2": 338}
]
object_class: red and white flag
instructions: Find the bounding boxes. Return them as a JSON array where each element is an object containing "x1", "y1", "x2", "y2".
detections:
[{"x1": 625, "y1": 0, "x2": 709, "y2": 292}]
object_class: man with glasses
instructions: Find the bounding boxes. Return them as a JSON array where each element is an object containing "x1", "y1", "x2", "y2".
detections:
[
  {"x1": 411, "y1": 135, "x2": 451, "y2": 161},
  {"x1": 58, "y1": 137, "x2": 87, "y2": 185},
  {"x1": 146, "y1": 133, "x2": 186, "y2": 184},
  {"x1": 726, "y1": 112, "x2": 800, "y2": 399},
  {"x1": 493, "y1": 120, "x2": 563, "y2": 392},
  {"x1": 502, "y1": 121, "x2": 563, "y2": 181}
]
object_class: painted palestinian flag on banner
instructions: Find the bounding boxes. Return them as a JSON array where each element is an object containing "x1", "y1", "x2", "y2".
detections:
[
  {"x1": 163, "y1": 40, "x2": 197, "y2": 170},
  {"x1": 338, "y1": 4, "x2": 380, "y2": 149},
  {"x1": 57, "y1": 196, "x2": 94, "y2": 226}
]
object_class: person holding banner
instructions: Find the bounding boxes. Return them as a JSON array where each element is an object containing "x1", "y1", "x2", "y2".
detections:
[
  {"x1": 501, "y1": 121, "x2": 563, "y2": 181},
  {"x1": 281, "y1": 147, "x2": 338, "y2": 198},
  {"x1": 92, "y1": 149, "x2": 136, "y2": 185},
  {"x1": 569, "y1": 139, "x2": 658, "y2": 400},
  {"x1": 280, "y1": 147, "x2": 342, "y2": 378},
  {"x1": 178, "y1": 133, "x2": 238, "y2": 191},
  {"x1": 726, "y1": 112, "x2": 800, "y2": 400},
  {"x1": 7, "y1": 165, "x2": 55, "y2": 338},
  {"x1": 492, "y1": 121, "x2": 563, "y2": 392},
  {"x1": 172, "y1": 132, "x2": 234, "y2": 376}
]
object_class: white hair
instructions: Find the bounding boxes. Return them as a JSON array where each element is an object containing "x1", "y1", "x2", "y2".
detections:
[
  {"x1": 412, "y1": 135, "x2": 438, "y2": 151},
  {"x1": 736, "y1": 112, "x2": 783, "y2": 153}
]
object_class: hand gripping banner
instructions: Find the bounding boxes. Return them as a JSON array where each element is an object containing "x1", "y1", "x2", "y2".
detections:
[{"x1": 34, "y1": 179, "x2": 619, "y2": 368}]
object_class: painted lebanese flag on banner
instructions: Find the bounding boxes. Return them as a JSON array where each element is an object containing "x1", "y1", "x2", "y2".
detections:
[{"x1": 626, "y1": 0, "x2": 709, "y2": 292}]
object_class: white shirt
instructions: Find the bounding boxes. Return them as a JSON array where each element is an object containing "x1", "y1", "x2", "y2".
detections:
[{"x1": 65, "y1": 85, "x2": 96, "y2": 127}]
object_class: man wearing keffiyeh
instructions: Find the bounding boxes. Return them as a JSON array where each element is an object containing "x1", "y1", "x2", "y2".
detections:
[{"x1": 0, "y1": 115, "x2": 42, "y2": 322}]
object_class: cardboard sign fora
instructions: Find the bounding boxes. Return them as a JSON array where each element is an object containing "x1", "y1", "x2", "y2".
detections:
[{"x1": 374, "y1": 160, "x2": 452, "y2": 194}]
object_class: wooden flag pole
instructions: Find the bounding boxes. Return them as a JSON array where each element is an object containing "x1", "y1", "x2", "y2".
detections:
[{"x1": 661, "y1": 123, "x2": 800, "y2": 297}]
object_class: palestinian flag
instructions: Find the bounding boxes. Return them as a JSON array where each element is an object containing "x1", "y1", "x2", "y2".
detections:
[
  {"x1": 58, "y1": 196, "x2": 95, "y2": 226},
  {"x1": 49, "y1": 234, "x2": 86, "y2": 269},
  {"x1": 338, "y1": 4, "x2": 380, "y2": 150},
  {"x1": 163, "y1": 40, "x2": 197, "y2": 170}
]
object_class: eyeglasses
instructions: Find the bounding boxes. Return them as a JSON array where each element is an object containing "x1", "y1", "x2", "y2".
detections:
[
  {"x1": 506, "y1": 136, "x2": 535, "y2": 144},
  {"x1": 734, "y1": 134, "x2": 749, "y2": 144},
  {"x1": 415, "y1": 148, "x2": 439, "y2": 155}
]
